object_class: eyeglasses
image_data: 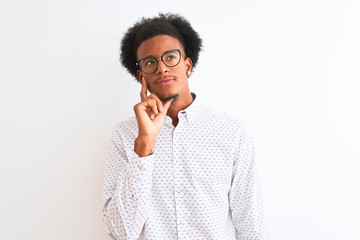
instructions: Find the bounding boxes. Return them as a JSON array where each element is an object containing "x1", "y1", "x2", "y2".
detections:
[{"x1": 136, "y1": 49, "x2": 183, "y2": 74}]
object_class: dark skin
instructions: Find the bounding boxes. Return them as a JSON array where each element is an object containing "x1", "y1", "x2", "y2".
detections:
[{"x1": 133, "y1": 35, "x2": 193, "y2": 157}]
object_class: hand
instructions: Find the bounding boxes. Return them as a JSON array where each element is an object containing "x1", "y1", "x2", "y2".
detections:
[{"x1": 133, "y1": 77, "x2": 173, "y2": 156}]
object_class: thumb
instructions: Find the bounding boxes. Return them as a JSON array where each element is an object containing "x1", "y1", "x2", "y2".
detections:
[
  {"x1": 161, "y1": 98, "x2": 173, "y2": 114},
  {"x1": 152, "y1": 99, "x2": 173, "y2": 125}
]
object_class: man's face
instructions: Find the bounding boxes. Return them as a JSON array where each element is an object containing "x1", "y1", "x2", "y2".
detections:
[{"x1": 136, "y1": 35, "x2": 192, "y2": 101}]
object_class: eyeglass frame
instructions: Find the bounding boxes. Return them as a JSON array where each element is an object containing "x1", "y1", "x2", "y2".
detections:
[{"x1": 136, "y1": 49, "x2": 184, "y2": 74}]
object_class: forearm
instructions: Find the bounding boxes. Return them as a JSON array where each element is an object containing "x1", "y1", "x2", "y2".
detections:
[
  {"x1": 103, "y1": 154, "x2": 154, "y2": 240},
  {"x1": 231, "y1": 127, "x2": 269, "y2": 240},
  {"x1": 134, "y1": 136, "x2": 156, "y2": 157}
]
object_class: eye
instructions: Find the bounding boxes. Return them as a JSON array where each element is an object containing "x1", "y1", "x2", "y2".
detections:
[
  {"x1": 165, "y1": 52, "x2": 179, "y2": 62},
  {"x1": 143, "y1": 58, "x2": 156, "y2": 66},
  {"x1": 166, "y1": 54, "x2": 177, "y2": 60}
]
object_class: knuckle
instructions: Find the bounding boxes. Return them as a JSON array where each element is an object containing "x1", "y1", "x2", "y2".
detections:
[
  {"x1": 149, "y1": 98, "x2": 156, "y2": 105},
  {"x1": 133, "y1": 103, "x2": 140, "y2": 110}
]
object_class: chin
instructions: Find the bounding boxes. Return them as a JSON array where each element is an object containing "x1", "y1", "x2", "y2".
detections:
[{"x1": 159, "y1": 93, "x2": 179, "y2": 102}]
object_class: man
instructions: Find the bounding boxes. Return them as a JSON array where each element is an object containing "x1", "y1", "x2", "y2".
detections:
[{"x1": 102, "y1": 13, "x2": 269, "y2": 240}]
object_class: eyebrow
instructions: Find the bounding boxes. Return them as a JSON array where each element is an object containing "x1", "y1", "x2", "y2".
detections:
[
  {"x1": 141, "y1": 54, "x2": 157, "y2": 60},
  {"x1": 138, "y1": 49, "x2": 181, "y2": 61}
]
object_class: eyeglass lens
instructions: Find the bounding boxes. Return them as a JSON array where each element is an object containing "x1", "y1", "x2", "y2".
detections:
[{"x1": 139, "y1": 50, "x2": 181, "y2": 73}]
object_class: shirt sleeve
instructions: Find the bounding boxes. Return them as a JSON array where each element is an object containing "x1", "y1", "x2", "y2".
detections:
[
  {"x1": 102, "y1": 127, "x2": 154, "y2": 240},
  {"x1": 230, "y1": 126, "x2": 270, "y2": 240}
]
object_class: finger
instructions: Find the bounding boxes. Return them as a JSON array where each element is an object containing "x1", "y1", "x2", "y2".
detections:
[
  {"x1": 149, "y1": 98, "x2": 159, "y2": 116},
  {"x1": 146, "y1": 107, "x2": 151, "y2": 116},
  {"x1": 161, "y1": 98, "x2": 173, "y2": 114},
  {"x1": 143, "y1": 97, "x2": 158, "y2": 120},
  {"x1": 146, "y1": 94, "x2": 162, "y2": 113},
  {"x1": 140, "y1": 77, "x2": 148, "y2": 101},
  {"x1": 150, "y1": 110, "x2": 155, "y2": 120},
  {"x1": 152, "y1": 94, "x2": 164, "y2": 112},
  {"x1": 153, "y1": 98, "x2": 173, "y2": 124},
  {"x1": 136, "y1": 96, "x2": 158, "y2": 119}
]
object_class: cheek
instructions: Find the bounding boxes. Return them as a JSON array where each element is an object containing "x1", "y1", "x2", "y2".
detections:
[
  {"x1": 146, "y1": 80, "x2": 154, "y2": 93},
  {"x1": 177, "y1": 64, "x2": 189, "y2": 76}
]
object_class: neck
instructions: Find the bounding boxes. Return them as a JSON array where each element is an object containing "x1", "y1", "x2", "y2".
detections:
[{"x1": 166, "y1": 92, "x2": 193, "y2": 127}]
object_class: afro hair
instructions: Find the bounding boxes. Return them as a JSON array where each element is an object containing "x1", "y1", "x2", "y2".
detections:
[{"x1": 120, "y1": 13, "x2": 203, "y2": 81}]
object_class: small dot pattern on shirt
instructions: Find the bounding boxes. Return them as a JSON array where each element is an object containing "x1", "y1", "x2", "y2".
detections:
[{"x1": 102, "y1": 98, "x2": 269, "y2": 240}]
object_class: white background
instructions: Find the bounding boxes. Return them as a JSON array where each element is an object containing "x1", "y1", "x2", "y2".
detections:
[{"x1": 1, "y1": 0, "x2": 359, "y2": 239}]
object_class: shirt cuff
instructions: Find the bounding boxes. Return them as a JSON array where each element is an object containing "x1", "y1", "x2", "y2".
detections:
[{"x1": 127, "y1": 151, "x2": 154, "y2": 178}]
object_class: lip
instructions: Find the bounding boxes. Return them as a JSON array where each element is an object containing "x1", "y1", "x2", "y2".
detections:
[{"x1": 155, "y1": 77, "x2": 175, "y2": 86}]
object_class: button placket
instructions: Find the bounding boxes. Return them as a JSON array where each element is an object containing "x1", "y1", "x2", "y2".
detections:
[{"x1": 172, "y1": 124, "x2": 184, "y2": 237}]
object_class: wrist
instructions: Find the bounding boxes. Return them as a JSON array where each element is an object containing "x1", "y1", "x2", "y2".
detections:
[{"x1": 134, "y1": 136, "x2": 156, "y2": 157}]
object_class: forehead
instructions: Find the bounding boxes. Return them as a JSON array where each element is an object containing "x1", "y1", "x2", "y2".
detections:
[{"x1": 136, "y1": 35, "x2": 183, "y2": 60}]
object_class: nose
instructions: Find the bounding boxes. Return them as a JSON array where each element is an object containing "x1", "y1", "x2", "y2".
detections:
[{"x1": 156, "y1": 59, "x2": 169, "y2": 74}]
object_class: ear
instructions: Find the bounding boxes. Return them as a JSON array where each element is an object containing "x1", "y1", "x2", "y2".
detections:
[
  {"x1": 185, "y1": 57, "x2": 193, "y2": 74},
  {"x1": 136, "y1": 70, "x2": 143, "y2": 83}
]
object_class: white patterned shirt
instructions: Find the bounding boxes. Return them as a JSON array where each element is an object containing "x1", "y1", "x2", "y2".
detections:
[{"x1": 102, "y1": 96, "x2": 269, "y2": 240}]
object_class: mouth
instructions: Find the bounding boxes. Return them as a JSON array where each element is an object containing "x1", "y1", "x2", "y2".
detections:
[{"x1": 155, "y1": 77, "x2": 175, "y2": 86}]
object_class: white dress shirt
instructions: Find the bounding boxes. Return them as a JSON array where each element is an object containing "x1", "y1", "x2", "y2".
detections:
[{"x1": 102, "y1": 96, "x2": 269, "y2": 240}]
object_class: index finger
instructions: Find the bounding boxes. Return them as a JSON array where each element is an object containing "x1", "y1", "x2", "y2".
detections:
[{"x1": 140, "y1": 77, "x2": 148, "y2": 101}]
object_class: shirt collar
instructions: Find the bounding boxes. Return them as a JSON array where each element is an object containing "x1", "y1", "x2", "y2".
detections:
[
  {"x1": 177, "y1": 92, "x2": 202, "y2": 122},
  {"x1": 164, "y1": 92, "x2": 202, "y2": 125}
]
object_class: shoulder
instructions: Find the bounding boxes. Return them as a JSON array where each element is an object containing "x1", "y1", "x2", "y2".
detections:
[
  {"x1": 203, "y1": 104, "x2": 256, "y2": 147},
  {"x1": 198, "y1": 103, "x2": 248, "y2": 131},
  {"x1": 115, "y1": 116, "x2": 137, "y2": 130},
  {"x1": 111, "y1": 116, "x2": 138, "y2": 139}
]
